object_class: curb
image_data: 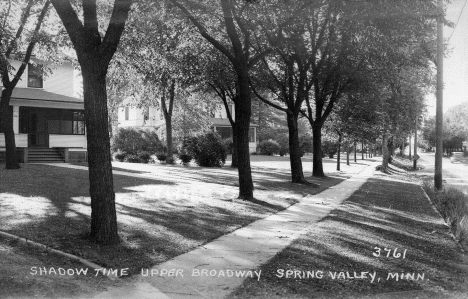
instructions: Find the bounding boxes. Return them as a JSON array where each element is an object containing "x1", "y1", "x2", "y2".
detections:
[
  {"x1": 0, "y1": 230, "x2": 119, "y2": 280},
  {"x1": 419, "y1": 185, "x2": 466, "y2": 254}
]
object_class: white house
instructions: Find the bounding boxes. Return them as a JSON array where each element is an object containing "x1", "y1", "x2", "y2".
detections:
[
  {"x1": 117, "y1": 99, "x2": 258, "y2": 153},
  {"x1": 211, "y1": 101, "x2": 258, "y2": 153},
  {"x1": 0, "y1": 57, "x2": 87, "y2": 162}
]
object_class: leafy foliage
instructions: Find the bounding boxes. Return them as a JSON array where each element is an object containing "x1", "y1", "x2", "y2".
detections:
[
  {"x1": 125, "y1": 154, "x2": 141, "y2": 163},
  {"x1": 178, "y1": 153, "x2": 192, "y2": 166},
  {"x1": 185, "y1": 132, "x2": 227, "y2": 167},
  {"x1": 113, "y1": 128, "x2": 164, "y2": 155},
  {"x1": 138, "y1": 151, "x2": 152, "y2": 163},
  {"x1": 156, "y1": 152, "x2": 167, "y2": 162},
  {"x1": 114, "y1": 152, "x2": 126, "y2": 162},
  {"x1": 257, "y1": 140, "x2": 280, "y2": 156}
]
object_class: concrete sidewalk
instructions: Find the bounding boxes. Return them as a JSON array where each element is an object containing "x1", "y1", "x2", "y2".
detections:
[{"x1": 94, "y1": 161, "x2": 379, "y2": 299}]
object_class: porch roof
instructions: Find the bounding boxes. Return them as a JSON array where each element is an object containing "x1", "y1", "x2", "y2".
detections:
[
  {"x1": 210, "y1": 118, "x2": 259, "y2": 127},
  {"x1": 12, "y1": 88, "x2": 83, "y2": 103}
]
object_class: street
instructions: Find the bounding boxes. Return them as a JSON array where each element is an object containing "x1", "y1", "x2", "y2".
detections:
[{"x1": 417, "y1": 151, "x2": 468, "y2": 194}]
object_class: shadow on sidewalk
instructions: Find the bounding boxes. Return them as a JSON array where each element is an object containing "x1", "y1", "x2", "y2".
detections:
[{"x1": 230, "y1": 176, "x2": 468, "y2": 299}]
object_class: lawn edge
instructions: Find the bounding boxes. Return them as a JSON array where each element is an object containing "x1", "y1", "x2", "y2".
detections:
[
  {"x1": 418, "y1": 185, "x2": 468, "y2": 254},
  {"x1": 0, "y1": 230, "x2": 119, "y2": 280}
]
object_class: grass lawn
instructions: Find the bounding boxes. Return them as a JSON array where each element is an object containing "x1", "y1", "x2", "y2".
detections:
[
  {"x1": 0, "y1": 155, "x2": 369, "y2": 298},
  {"x1": 227, "y1": 166, "x2": 468, "y2": 299}
]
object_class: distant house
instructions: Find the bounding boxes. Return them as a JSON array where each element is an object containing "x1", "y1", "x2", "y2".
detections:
[
  {"x1": 0, "y1": 58, "x2": 87, "y2": 163},
  {"x1": 117, "y1": 99, "x2": 164, "y2": 132},
  {"x1": 211, "y1": 101, "x2": 258, "y2": 153},
  {"x1": 117, "y1": 98, "x2": 258, "y2": 153}
]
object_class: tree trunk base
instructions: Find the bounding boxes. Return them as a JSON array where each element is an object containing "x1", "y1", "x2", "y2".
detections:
[
  {"x1": 238, "y1": 194, "x2": 255, "y2": 201},
  {"x1": 292, "y1": 178, "x2": 319, "y2": 187},
  {"x1": 88, "y1": 232, "x2": 120, "y2": 245},
  {"x1": 5, "y1": 163, "x2": 20, "y2": 170},
  {"x1": 312, "y1": 172, "x2": 326, "y2": 178}
]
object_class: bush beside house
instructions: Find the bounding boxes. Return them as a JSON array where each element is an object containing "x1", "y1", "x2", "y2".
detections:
[
  {"x1": 257, "y1": 139, "x2": 280, "y2": 156},
  {"x1": 185, "y1": 132, "x2": 226, "y2": 167},
  {"x1": 112, "y1": 128, "x2": 164, "y2": 162}
]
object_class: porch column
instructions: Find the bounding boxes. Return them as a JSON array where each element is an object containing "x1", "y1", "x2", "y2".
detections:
[
  {"x1": 13, "y1": 106, "x2": 19, "y2": 134},
  {"x1": 254, "y1": 127, "x2": 257, "y2": 143}
]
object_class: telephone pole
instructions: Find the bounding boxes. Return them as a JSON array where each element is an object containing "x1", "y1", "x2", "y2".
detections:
[
  {"x1": 435, "y1": 0, "x2": 444, "y2": 189},
  {"x1": 413, "y1": 115, "x2": 419, "y2": 170}
]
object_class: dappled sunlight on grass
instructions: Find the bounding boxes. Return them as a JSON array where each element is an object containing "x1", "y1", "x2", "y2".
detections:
[
  {"x1": 0, "y1": 193, "x2": 58, "y2": 227},
  {"x1": 1, "y1": 162, "x2": 331, "y2": 276}
]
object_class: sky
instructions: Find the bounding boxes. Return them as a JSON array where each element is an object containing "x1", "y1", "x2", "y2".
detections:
[{"x1": 427, "y1": 0, "x2": 468, "y2": 115}]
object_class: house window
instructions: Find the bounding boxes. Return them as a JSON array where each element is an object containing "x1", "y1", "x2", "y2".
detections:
[
  {"x1": 249, "y1": 128, "x2": 255, "y2": 142},
  {"x1": 125, "y1": 107, "x2": 129, "y2": 120},
  {"x1": 28, "y1": 64, "x2": 43, "y2": 88},
  {"x1": 48, "y1": 109, "x2": 85, "y2": 135}
]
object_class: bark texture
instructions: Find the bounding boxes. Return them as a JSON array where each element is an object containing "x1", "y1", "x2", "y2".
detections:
[
  {"x1": 287, "y1": 112, "x2": 305, "y2": 182},
  {"x1": 231, "y1": 126, "x2": 238, "y2": 168},
  {"x1": 235, "y1": 71, "x2": 254, "y2": 199},
  {"x1": 312, "y1": 125, "x2": 325, "y2": 177},
  {"x1": 82, "y1": 63, "x2": 119, "y2": 244},
  {"x1": 0, "y1": 89, "x2": 19, "y2": 169},
  {"x1": 337, "y1": 134, "x2": 342, "y2": 171}
]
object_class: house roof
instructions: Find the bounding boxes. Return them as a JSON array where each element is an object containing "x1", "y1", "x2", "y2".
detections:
[
  {"x1": 210, "y1": 118, "x2": 259, "y2": 127},
  {"x1": 11, "y1": 88, "x2": 83, "y2": 103}
]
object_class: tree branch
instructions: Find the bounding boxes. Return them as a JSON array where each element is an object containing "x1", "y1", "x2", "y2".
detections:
[
  {"x1": 5, "y1": 0, "x2": 35, "y2": 57},
  {"x1": 169, "y1": 0, "x2": 235, "y2": 62},
  {"x1": 11, "y1": 0, "x2": 51, "y2": 87},
  {"x1": 250, "y1": 79, "x2": 288, "y2": 113},
  {"x1": 100, "y1": 0, "x2": 134, "y2": 64},
  {"x1": 51, "y1": 0, "x2": 85, "y2": 54}
]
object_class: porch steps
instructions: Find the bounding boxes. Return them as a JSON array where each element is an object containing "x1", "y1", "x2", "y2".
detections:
[{"x1": 27, "y1": 148, "x2": 65, "y2": 163}]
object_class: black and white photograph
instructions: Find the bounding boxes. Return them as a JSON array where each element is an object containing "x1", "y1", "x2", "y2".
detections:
[{"x1": 1, "y1": 0, "x2": 468, "y2": 298}]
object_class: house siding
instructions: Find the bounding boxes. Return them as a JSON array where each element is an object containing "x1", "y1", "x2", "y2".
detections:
[{"x1": 49, "y1": 135, "x2": 87, "y2": 148}]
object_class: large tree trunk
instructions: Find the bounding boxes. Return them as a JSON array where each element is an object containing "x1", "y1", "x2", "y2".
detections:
[
  {"x1": 82, "y1": 63, "x2": 119, "y2": 244},
  {"x1": 381, "y1": 132, "x2": 389, "y2": 172},
  {"x1": 231, "y1": 125, "x2": 238, "y2": 168},
  {"x1": 165, "y1": 117, "x2": 173, "y2": 158},
  {"x1": 234, "y1": 70, "x2": 254, "y2": 200},
  {"x1": 346, "y1": 142, "x2": 350, "y2": 165},
  {"x1": 312, "y1": 124, "x2": 325, "y2": 177},
  {"x1": 286, "y1": 111, "x2": 305, "y2": 183},
  {"x1": 361, "y1": 141, "x2": 364, "y2": 160},
  {"x1": 354, "y1": 140, "x2": 357, "y2": 162},
  {"x1": 0, "y1": 89, "x2": 19, "y2": 169},
  {"x1": 337, "y1": 134, "x2": 342, "y2": 171}
]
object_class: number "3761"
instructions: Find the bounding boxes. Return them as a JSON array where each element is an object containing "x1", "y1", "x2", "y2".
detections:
[{"x1": 372, "y1": 247, "x2": 407, "y2": 259}]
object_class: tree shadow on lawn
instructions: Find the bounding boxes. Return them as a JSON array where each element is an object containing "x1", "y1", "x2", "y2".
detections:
[
  {"x1": 230, "y1": 177, "x2": 468, "y2": 299},
  {"x1": 111, "y1": 161, "x2": 337, "y2": 198},
  {"x1": 0, "y1": 164, "x2": 302, "y2": 279}
]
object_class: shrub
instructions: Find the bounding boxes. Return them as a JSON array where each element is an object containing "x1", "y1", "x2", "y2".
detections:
[
  {"x1": 113, "y1": 128, "x2": 164, "y2": 155},
  {"x1": 299, "y1": 136, "x2": 313, "y2": 156},
  {"x1": 166, "y1": 156, "x2": 175, "y2": 165},
  {"x1": 185, "y1": 132, "x2": 227, "y2": 167},
  {"x1": 322, "y1": 140, "x2": 337, "y2": 158},
  {"x1": 277, "y1": 135, "x2": 289, "y2": 156},
  {"x1": 178, "y1": 153, "x2": 192, "y2": 166},
  {"x1": 257, "y1": 139, "x2": 280, "y2": 156},
  {"x1": 222, "y1": 138, "x2": 234, "y2": 155},
  {"x1": 125, "y1": 154, "x2": 141, "y2": 163},
  {"x1": 138, "y1": 151, "x2": 152, "y2": 163},
  {"x1": 156, "y1": 153, "x2": 167, "y2": 163},
  {"x1": 114, "y1": 152, "x2": 126, "y2": 162}
]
